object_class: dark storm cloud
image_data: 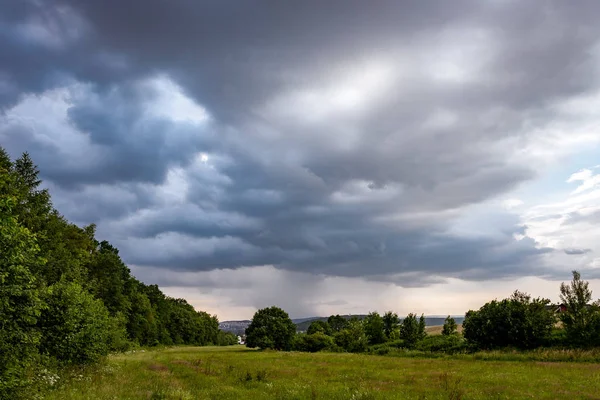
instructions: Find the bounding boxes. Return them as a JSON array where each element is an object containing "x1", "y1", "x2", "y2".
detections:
[{"x1": 1, "y1": 0, "x2": 598, "y2": 286}]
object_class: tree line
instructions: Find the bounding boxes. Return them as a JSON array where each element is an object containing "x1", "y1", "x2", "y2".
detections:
[
  {"x1": 0, "y1": 149, "x2": 237, "y2": 398},
  {"x1": 244, "y1": 271, "x2": 600, "y2": 354}
]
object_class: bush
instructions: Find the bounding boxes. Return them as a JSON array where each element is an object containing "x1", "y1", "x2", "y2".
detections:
[
  {"x1": 217, "y1": 331, "x2": 239, "y2": 346},
  {"x1": 334, "y1": 321, "x2": 368, "y2": 353},
  {"x1": 415, "y1": 335, "x2": 467, "y2": 354},
  {"x1": 463, "y1": 290, "x2": 555, "y2": 350},
  {"x1": 38, "y1": 281, "x2": 112, "y2": 364},
  {"x1": 245, "y1": 306, "x2": 296, "y2": 350},
  {"x1": 386, "y1": 339, "x2": 405, "y2": 348},
  {"x1": 105, "y1": 312, "x2": 132, "y2": 352},
  {"x1": 293, "y1": 332, "x2": 334, "y2": 352}
]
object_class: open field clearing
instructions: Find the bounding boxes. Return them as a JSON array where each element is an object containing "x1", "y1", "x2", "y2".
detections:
[
  {"x1": 425, "y1": 325, "x2": 463, "y2": 335},
  {"x1": 44, "y1": 346, "x2": 600, "y2": 400}
]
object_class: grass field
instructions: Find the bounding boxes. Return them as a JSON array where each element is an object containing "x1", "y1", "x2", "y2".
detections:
[{"x1": 42, "y1": 345, "x2": 600, "y2": 400}]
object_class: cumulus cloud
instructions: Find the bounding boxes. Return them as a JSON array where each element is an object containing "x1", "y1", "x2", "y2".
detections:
[{"x1": 2, "y1": 0, "x2": 600, "y2": 317}]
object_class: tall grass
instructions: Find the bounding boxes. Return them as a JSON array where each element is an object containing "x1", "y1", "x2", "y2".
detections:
[{"x1": 41, "y1": 345, "x2": 600, "y2": 399}]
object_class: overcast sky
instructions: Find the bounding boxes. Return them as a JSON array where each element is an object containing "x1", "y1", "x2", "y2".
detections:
[{"x1": 2, "y1": 0, "x2": 600, "y2": 320}]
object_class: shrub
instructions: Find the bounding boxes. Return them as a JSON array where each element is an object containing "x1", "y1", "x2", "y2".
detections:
[
  {"x1": 386, "y1": 339, "x2": 405, "y2": 348},
  {"x1": 217, "y1": 330, "x2": 239, "y2": 346},
  {"x1": 334, "y1": 321, "x2": 368, "y2": 353},
  {"x1": 293, "y1": 332, "x2": 334, "y2": 352},
  {"x1": 415, "y1": 335, "x2": 467, "y2": 354},
  {"x1": 38, "y1": 281, "x2": 112, "y2": 364}
]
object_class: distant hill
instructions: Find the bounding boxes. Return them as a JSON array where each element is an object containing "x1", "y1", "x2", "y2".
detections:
[{"x1": 220, "y1": 315, "x2": 465, "y2": 335}]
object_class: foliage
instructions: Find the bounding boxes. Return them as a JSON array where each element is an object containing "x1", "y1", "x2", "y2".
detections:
[
  {"x1": 382, "y1": 311, "x2": 400, "y2": 338},
  {"x1": 38, "y1": 281, "x2": 112, "y2": 364},
  {"x1": 245, "y1": 306, "x2": 296, "y2": 350},
  {"x1": 399, "y1": 313, "x2": 426, "y2": 347},
  {"x1": 327, "y1": 314, "x2": 349, "y2": 332},
  {"x1": 307, "y1": 320, "x2": 331, "y2": 335},
  {"x1": 463, "y1": 290, "x2": 555, "y2": 349},
  {"x1": 0, "y1": 148, "x2": 225, "y2": 397},
  {"x1": 442, "y1": 315, "x2": 458, "y2": 336},
  {"x1": 292, "y1": 332, "x2": 334, "y2": 352},
  {"x1": 363, "y1": 311, "x2": 386, "y2": 344},
  {"x1": 217, "y1": 331, "x2": 239, "y2": 346},
  {"x1": 0, "y1": 172, "x2": 44, "y2": 398},
  {"x1": 333, "y1": 319, "x2": 368, "y2": 353},
  {"x1": 559, "y1": 270, "x2": 600, "y2": 347},
  {"x1": 414, "y1": 334, "x2": 467, "y2": 354}
]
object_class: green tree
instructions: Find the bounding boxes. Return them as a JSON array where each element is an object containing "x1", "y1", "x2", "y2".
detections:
[
  {"x1": 12, "y1": 152, "x2": 52, "y2": 235},
  {"x1": 307, "y1": 320, "x2": 331, "y2": 335},
  {"x1": 126, "y1": 289, "x2": 158, "y2": 346},
  {"x1": 382, "y1": 311, "x2": 400, "y2": 338},
  {"x1": 245, "y1": 306, "x2": 296, "y2": 350},
  {"x1": 327, "y1": 314, "x2": 349, "y2": 332},
  {"x1": 85, "y1": 240, "x2": 132, "y2": 314},
  {"x1": 0, "y1": 147, "x2": 12, "y2": 171},
  {"x1": 333, "y1": 319, "x2": 368, "y2": 353},
  {"x1": 217, "y1": 330, "x2": 238, "y2": 346},
  {"x1": 38, "y1": 281, "x2": 112, "y2": 364},
  {"x1": 463, "y1": 290, "x2": 555, "y2": 349},
  {"x1": 442, "y1": 315, "x2": 458, "y2": 336},
  {"x1": 0, "y1": 148, "x2": 231, "y2": 394},
  {"x1": 400, "y1": 313, "x2": 426, "y2": 347},
  {"x1": 0, "y1": 173, "x2": 44, "y2": 398},
  {"x1": 364, "y1": 312, "x2": 386, "y2": 344},
  {"x1": 559, "y1": 271, "x2": 600, "y2": 346}
]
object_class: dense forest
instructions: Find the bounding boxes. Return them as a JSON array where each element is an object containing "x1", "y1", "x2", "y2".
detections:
[{"x1": 0, "y1": 148, "x2": 236, "y2": 398}]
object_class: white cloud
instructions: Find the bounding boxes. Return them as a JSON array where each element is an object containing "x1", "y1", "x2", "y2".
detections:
[
  {"x1": 143, "y1": 75, "x2": 210, "y2": 124},
  {"x1": 502, "y1": 198, "x2": 524, "y2": 210},
  {"x1": 567, "y1": 169, "x2": 600, "y2": 194}
]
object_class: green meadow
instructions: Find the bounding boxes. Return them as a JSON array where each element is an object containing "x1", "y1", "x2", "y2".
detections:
[{"x1": 43, "y1": 345, "x2": 600, "y2": 400}]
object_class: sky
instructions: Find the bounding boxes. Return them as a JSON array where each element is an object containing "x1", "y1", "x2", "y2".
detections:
[{"x1": 2, "y1": 0, "x2": 600, "y2": 320}]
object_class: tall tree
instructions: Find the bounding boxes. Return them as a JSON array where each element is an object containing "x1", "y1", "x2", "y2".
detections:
[
  {"x1": 0, "y1": 147, "x2": 12, "y2": 171},
  {"x1": 382, "y1": 311, "x2": 400, "y2": 338},
  {"x1": 400, "y1": 313, "x2": 426, "y2": 347},
  {"x1": 0, "y1": 168, "x2": 44, "y2": 398},
  {"x1": 559, "y1": 271, "x2": 600, "y2": 346},
  {"x1": 364, "y1": 312, "x2": 386, "y2": 344},
  {"x1": 442, "y1": 316, "x2": 458, "y2": 336}
]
